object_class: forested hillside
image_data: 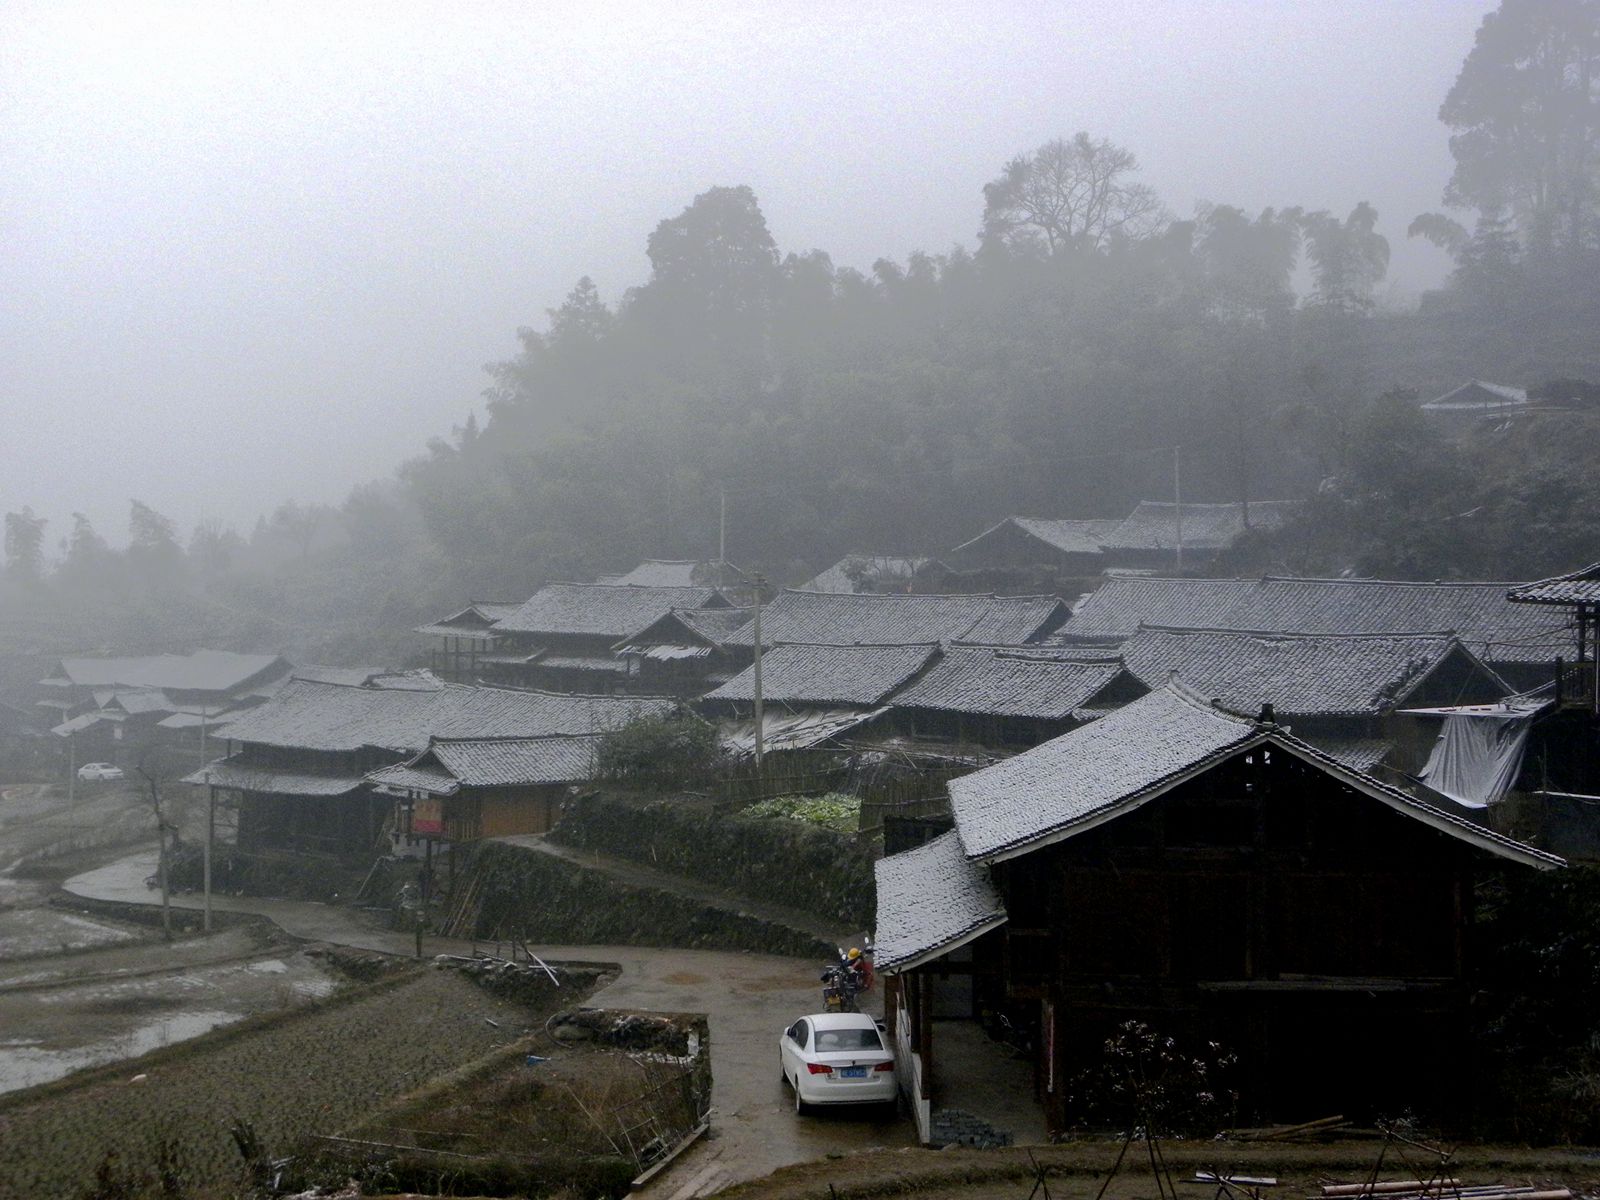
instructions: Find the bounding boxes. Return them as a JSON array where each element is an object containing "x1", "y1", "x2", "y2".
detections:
[{"x1": 3, "y1": 0, "x2": 1598, "y2": 675}]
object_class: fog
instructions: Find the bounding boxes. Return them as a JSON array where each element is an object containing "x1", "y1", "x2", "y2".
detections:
[{"x1": 2, "y1": 1, "x2": 1481, "y2": 541}]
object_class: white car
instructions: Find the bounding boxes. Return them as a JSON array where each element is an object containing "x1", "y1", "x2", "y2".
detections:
[
  {"x1": 779, "y1": 1012, "x2": 897, "y2": 1113},
  {"x1": 76, "y1": 763, "x2": 125, "y2": 782}
]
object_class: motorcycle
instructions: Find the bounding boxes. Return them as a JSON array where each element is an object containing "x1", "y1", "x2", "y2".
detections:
[{"x1": 820, "y1": 950, "x2": 861, "y2": 1013}]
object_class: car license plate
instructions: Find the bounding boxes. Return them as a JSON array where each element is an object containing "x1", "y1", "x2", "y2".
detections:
[{"x1": 840, "y1": 1066, "x2": 867, "y2": 1078}]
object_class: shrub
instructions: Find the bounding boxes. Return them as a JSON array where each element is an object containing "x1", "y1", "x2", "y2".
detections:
[{"x1": 594, "y1": 714, "x2": 721, "y2": 786}]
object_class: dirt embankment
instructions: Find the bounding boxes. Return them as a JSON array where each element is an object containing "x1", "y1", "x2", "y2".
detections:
[
  {"x1": 0, "y1": 961, "x2": 590, "y2": 1199},
  {"x1": 714, "y1": 1141, "x2": 1600, "y2": 1200}
]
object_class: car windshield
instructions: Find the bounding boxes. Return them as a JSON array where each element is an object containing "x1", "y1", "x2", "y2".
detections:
[{"x1": 813, "y1": 1028, "x2": 882, "y2": 1052}]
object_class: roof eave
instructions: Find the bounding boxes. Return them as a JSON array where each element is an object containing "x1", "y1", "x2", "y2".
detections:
[{"x1": 878, "y1": 912, "x2": 1010, "y2": 975}]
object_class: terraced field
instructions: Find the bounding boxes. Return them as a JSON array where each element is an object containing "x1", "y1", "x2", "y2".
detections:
[{"x1": 0, "y1": 963, "x2": 578, "y2": 1198}]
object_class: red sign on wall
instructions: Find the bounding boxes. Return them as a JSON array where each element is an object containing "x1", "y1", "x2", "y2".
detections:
[{"x1": 413, "y1": 797, "x2": 444, "y2": 836}]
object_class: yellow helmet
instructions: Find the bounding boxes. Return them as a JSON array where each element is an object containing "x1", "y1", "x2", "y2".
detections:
[{"x1": 847, "y1": 947, "x2": 862, "y2": 960}]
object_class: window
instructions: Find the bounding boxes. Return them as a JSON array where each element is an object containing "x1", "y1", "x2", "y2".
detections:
[{"x1": 815, "y1": 1027, "x2": 883, "y2": 1052}]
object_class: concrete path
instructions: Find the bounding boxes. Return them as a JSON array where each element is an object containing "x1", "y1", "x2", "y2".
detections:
[{"x1": 63, "y1": 850, "x2": 914, "y2": 1196}]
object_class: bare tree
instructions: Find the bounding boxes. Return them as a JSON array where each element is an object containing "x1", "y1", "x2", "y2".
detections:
[
  {"x1": 982, "y1": 132, "x2": 1167, "y2": 254},
  {"x1": 135, "y1": 746, "x2": 176, "y2": 941}
]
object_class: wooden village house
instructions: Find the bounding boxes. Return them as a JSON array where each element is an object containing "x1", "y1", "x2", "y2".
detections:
[
  {"x1": 873, "y1": 684, "x2": 1562, "y2": 1143},
  {"x1": 1116, "y1": 626, "x2": 1512, "y2": 777},
  {"x1": 469, "y1": 582, "x2": 731, "y2": 692},
  {"x1": 1059, "y1": 575, "x2": 1576, "y2": 692},
  {"x1": 187, "y1": 678, "x2": 675, "y2": 855}
]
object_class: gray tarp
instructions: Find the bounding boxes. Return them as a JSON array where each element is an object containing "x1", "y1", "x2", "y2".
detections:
[{"x1": 1417, "y1": 705, "x2": 1540, "y2": 809}]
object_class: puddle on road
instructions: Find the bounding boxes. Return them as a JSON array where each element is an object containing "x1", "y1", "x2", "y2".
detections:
[{"x1": 0, "y1": 953, "x2": 342, "y2": 1095}]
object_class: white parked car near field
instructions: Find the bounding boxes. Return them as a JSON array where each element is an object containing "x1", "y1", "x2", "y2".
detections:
[
  {"x1": 76, "y1": 763, "x2": 125, "y2": 782},
  {"x1": 779, "y1": 1012, "x2": 897, "y2": 1113}
]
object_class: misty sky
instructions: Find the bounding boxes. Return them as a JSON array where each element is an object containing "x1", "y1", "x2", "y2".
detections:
[{"x1": 2, "y1": 1, "x2": 1487, "y2": 548}]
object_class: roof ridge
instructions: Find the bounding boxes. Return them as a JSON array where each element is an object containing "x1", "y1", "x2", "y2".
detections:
[
  {"x1": 1163, "y1": 677, "x2": 1262, "y2": 724},
  {"x1": 1135, "y1": 623, "x2": 1462, "y2": 640}
]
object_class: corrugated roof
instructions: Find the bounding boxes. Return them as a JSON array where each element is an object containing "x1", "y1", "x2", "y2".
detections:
[
  {"x1": 725, "y1": 590, "x2": 1067, "y2": 648},
  {"x1": 53, "y1": 650, "x2": 288, "y2": 694},
  {"x1": 707, "y1": 643, "x2": 939, "y2": 706},
  {"x1": 1100, "y1": 501, "x2": 1296, "y2": 552},
  {"x1": 951, "y1": 516, "x2": 1123, "y2": 559},
  {"x1": 718, "y1": 707, "x2": 885, "y2": 756},
  {"x1": 874, "y1": 830, "x2": 1008, "y2": 974},
  {"x1": 948, "y1": 682, "x2": 1561, "y2": 869},
  {"x1": 217, "y1": 678, "x2": 677, "y2": 753},
  {"x1": 496, "y1": 583, "x2": 727, "y2": 637},
  {"x1": 184, "y1": 755, "x2": 364, "y2": 796},
  {"x1": 1508, "y1": 563, "x2": 1600, "y2": 607},
  {"x1": 1061, "y1": 575, "x2": 1574, "y2": 666},
  {"x1": 890, "y1": 646, "x2": 1135, "y2": 719},
  {"x1": 1120, "y1": 626, "x2": 1487, "y2": 718},
  {"x1": 799, "y1": 554, "x2": 937, "y2": 594}
]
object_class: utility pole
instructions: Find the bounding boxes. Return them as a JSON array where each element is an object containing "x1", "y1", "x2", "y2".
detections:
[
  {"x1": 1173, "y1": 445, "x2": 1185, "y2": 577},
  {"x1": 200, "y1": 717, "x2": 213, "y2": 933},
  {"x1": 719, "y1": 486, "x2": 727, "y2": 585},
  {"x1": 67, "y1": 733, "x2": 76, "y2": 829},
  {"x1": 751, "y1": 573, "x2": 766, "y2": 774}
]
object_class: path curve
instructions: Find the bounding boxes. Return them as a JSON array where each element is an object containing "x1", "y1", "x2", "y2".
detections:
[{"x1": 62, "y1": 850, "x2": 911, "y2": 1195}]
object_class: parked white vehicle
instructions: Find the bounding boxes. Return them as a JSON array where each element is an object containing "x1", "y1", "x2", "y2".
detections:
[
  {"x1": 76, "y1": 763, "x2": 125, "y2": 782},
  {"x1": 779, "y1": 1012, "x2": 896, "y2": 1112}
]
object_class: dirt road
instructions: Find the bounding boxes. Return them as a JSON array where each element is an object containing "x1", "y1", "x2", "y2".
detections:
[{"x1": 64, "y1": 850, "x2": 916, "y2": 1195}]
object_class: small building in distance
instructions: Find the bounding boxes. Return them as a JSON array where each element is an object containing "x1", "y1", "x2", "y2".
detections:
[
  {"x1": 597, "y1": 559, "x2": 756, "y2": 601},
  {"x1": 700, "y1": 642, "x2": 941, "y2": 758},
  {"x1": 798, "y1": 554, "x2": 948, "y2": 595},
  {"x1": 368, "y1": 733, "x2": 602, "y2": 848},
  {"x1": 1096, "y1": 500, "x2": 1296, "y2": 573},
  {"x1": 189, "y1": 678, "x2": 677, "y2": 856},
  {"x1": 1060, "y1": 575, "x2": 1575, "y2": 692},
  {"x1": 869, "y1": 644, "x2": 1146, "y2": 751},
  {"x1": 42, "y1": 650, "x2": 292, "y2": 758},
  {"x1": 947, "y1": 517, "x2": 1124, "y2": 574},
  {"x1": 612, "y1": 606, "x2": 753, "y2": 696},
  {"x1": 1117, "y1": 626, "x2": 1511, "y2": 776},
  {"x1": 723, "y1": 590, "x2": 1070, "y2": 651},
  {"x1": 1421, "y1": 380, "x2": 1530, "y2": 433},
  {"x1": 414, "y1": 601, "x2": 525, "y2": 683},
  {"x1": 481, "y1": 583, "x2": 732, "y2": 692}
]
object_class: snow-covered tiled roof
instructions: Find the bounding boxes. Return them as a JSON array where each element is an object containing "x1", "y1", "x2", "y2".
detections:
[
  {"x1": 184, "y1": 755, "x2": 364, "y2": 796},
  {"x1": 798, "y1": 554, "x2": 938, "y2": 594},
  {"x1": 1061, "y1": 575, "x2": 1574, "y2": 666},
  {"x1": 53, "y1": 650, "x2": 289, "y2": 694},
  {"x1": 950, "y1": 685, "x2": 1260, "y2": 862},
  {"x1": 1119, "y1": 626, "x2": 1494, "y2": 717},
  {"x1": 496, "y1": 583, "x2": 727, "y2": 637},
  {"x1": 723, "y1": 590, "x2": 1068, "y2": 648},
  {"x1": 1099, "y1": 501, "x2": 1296, "y2": 553},
  {"x1": 948, "y1": 682, "x2": 1562, "y2": 869},
  {"x1": 368, "y1": 734, "x2": 602, "y2": 794},
  {"x1": 707, "y1": 643, "x2": 939, "y2": 706},
  {"x1": 874, "y1": 830, "x2": 1008, "y2": 973},
  {"x1": 950, "y1": 516, "x2": 1124, "y2": 559},
  {"x1": 1508, "y1": 562, "x2": 1600, "y2": 607},
  {"x1": 217, "y1": 678, "x2": 676, "y2": 753},
  {"x1": 889, "y1": 646, "x2": 1138, "y2": 720}
]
